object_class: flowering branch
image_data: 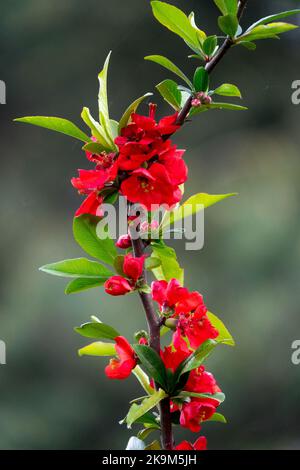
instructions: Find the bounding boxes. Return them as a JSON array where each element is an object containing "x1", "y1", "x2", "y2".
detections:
[{"x1": 14, "y1": 0, "x2": 299, "y2": 452}]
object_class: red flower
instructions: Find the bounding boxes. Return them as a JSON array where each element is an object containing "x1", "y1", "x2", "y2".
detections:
[
  {"x1": 180, "y1": 400, "x2": 216, "y2": 432},
  {"x1": 175, "y1": 308, "x2": 219, "y2": 350},
  {"x1": 104, "y1": 276, "x2": 133, "y2": 296},
  {"x1": 121, "y1": 164, "x2": 182, "y2": 210},
  {"x1": 123, "y1": 253, "x2": 145, "y2": 282},
  {"x1": 184, "y1": 366, "x2": 221, "y2": 396},
  {"x1": 175, "y1": 436, "x2": 207, "y2": 451},
  {"x1": 105, "y1": 336, "x2": 137, "y2": 380},
  {"x1": 71, "y1": 169, "x2": 109, "y2": 194},
  {"x1": 157, "y1": 141, "x2": 187, "y2": 186},
  {"x1": 161, "y1": 334, "x2": 190, "y2": 372},
  {"x1": 116, "y1": 234, "x2": 132, "y2": 249},
  {"x1": 75, "y1": 192, "x2": 103, "y2": 217},
  {"x1": 152, "y1": 279, "x2": 203, "y2": 316}
]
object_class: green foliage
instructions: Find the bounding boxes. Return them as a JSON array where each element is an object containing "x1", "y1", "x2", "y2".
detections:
[
  {"x1": 39, "y1": 258, "x2": 113, "y2": 278},
  {"x1": 179, "y1": 390, "x2": 225, "y2": 403},
  {"x1": 78, "y1": 341, "x2": 116, "y2": 357},
  {"x1": 218, "y1": 14, "x2": 239, "y2": 37},
  {"x1": 189, "y1": 102, "x2": 247, "y2": 116},
  {"x1": 65, "y1": 277, "x2": 108, "y2": 294},
  {"x1": 81, "y1": 107, "x2": 115, "y2": 151},
  {"x1": 202, "y1": 35, "x2": 218, "y2": 56},
  {"x1": 98, "y1": 51, "x2": 114, "y2": 147},
  {"x1": 156, "y1": 79, "x2": 182, "y2": 110},
  {"x1": 207, "y1": 311, "x2": 235, "y2": 346},
  {"x1": 247, "y1": 9, "x2": 300, "y2": 30},
  {"x1": 213, "y1": 83, "x2": 242, "y2": 98},
  {"x1": 174, "y1": 340, "x2": 218, "y2": 381},
  {"x1": 151, "y1": 241, "x2": 184, "y2": 285},
  {"x1": 133, "y1": 344, "x2": 167, "y2": 390},
  {"x1": 237, "y1": 22, "x2": 298, "y2": 43},
  {"x1": 193, "y1": 66, "x2": 209, "y2": 92},
  {"x1": 118, "y1": 93, "x2": 153, "y2": 132},
  {"x1": 82, "y1": 141, "x2": 108, "y2": 154},
  {"x1": 214, "y1": 0, "x2": 238, "y2": 16},
  {"x1": 74, "y1": 321, "x2": 120, "y2": 340},
  {"x1": 145, "y1": 55, "x2": 193, "y2": 89},
  {"x1": 14, "y1": 116, "x2": 90, "y2": 142},
  {"x1": 124, "y1": 389, "x2": 167, "y2": 428},
  {"x1": 73, "y1": 215, "x2": 117, "y2": 266},
  {"x1": 208, "y1": 412, "x2": 227, "y2": 424}
]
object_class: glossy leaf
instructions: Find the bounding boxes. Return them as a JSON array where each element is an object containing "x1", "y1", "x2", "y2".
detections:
[
  {"x1": 145, "y1": 440, "x2": 161, "y2": 450},
  {"x1": 156, "y1": 79, "x2": 182, "y2": 110},
  {"x1": 174, "y1": 340, "x2": 218, "y2": 379},
  {"x1": 202, "y1": 35, "x2": 218, "y2": 56},
  {"x1": 145, "y1": 257, "x2": 162, "y2": 271},
  {"x1": 81, "y1": 107, "x2": 113, "y2": 151},
  {"x1": 239, "y1": 23, "x2": 298, "y2": 42},
  {"x1": 179, "y1": 390, "x2": 225, "y2": 403},
  {"x1": 193, "y1": 67, "x2": 209, "y2": 92},
  {"x1": 151, "y1": 241, "x2": 184, "y2": 285},
  {"x1": 218, "y1": 14, "x2": 239, "y2": 37},
  {"x1": 161, "y1": 192, "x2": 237, "y2": 230},
  {"x1": 207, "y1": 412, "x2": 227, "y2": 424},
  {"x1": 98, "y1": 51, "x2": 113, "y2": 145},
  {"x1": 125, "y1": 389, "x2": 167, "y2": 428},
  {"x1": 151, "y1": 1, "x2": 199, "y2": 50},
  {"x1": 145, "y1": 55, "x2": 193, "y2": 88},
  {"x1": 65, "y1": 277, "x2": 108, "y2": 294},
  {"x1": 14, "y1": 116, "x2": 90, "y2": 143},
  {"x1": 73, "y1": 215, "x2": 117, "y2": 266},
  {"x1": 74, "y1": 321, "x2": 119, "y2": 340},
  {"x1": 213, "y1": 83, "x2": 242, "y2": 98},
  {"x1": 40, "y1": 258, "x2": 113, "y2": 278},
  {"x1": 239, "y1": 41, "x2": 257, "y2": 51},
  {"x1": 78, "y1": 341, "x2": 116, "y2": 357},
  {"x1": 82, "y1": 141, "x2": 107, "y2": 154},
  {"x1": 118, "y1": 93, "x2": 153, "y2": 133},
  {"x1": 190, "y1": 102, "x2": 247, "y2": 116},
  {"x1": 246, "y1": 10, "x2": 300, "y2": 31},
  {"x1": 207, "y1": 311, "x2": 235, "y2": 346},
  {"x1": 214, "y1": 0, "x2": 238, "y2": 16},
  {"x1": 133, "y1": 344, "x2": 167, "y2": 389}
]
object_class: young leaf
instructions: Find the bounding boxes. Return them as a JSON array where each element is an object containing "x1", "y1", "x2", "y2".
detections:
[
  {"x1": 246, "y1": 10, "x2": 300, "y2": 31},
  {"x1": 151, "y1": 241, "x2": 184, "y2": 285},
  {"x1": 145, "y1": 440, "x2": 161, "y2": 450},
  {"x1": 193, "y1": 66, "x2": 209, "y2": 92},
  {"x1": 239, "y1": 41, "x2": 257, "y2": 51},
  {"x1": 151, "y1": 1, "x2": 199, "y2": 51},
  {"x1": 133, "y1": 344, "x2": 167, "y2": 389},
  {"x1": 218, "y1": 14, "x2": 239, "y2": 37},
  {"x1": 188, "y1": 12, "x2": 207, "y2": 43},
  {"x1": 161, "y1": 192, "x2": 237, "y2": 231},
  {"x1": 78, "y1": 341, "x2": 116, "y2": 357},
  {"x1": 145, "y1": 257, "x2": 162, "y2": 271},
  {"x1": 145, "y1": 55, "x2": 193, "y2": 89},
  {"x1": 179, "y1": 391, "x2": 225, "y2": 403},
  {"x1": 207, "y1": 311, "x2": 235, "y2": 346},
  {"x1": 73, "y1": 215, "x2": 117, "y2": 266},
  {"x1": 81, "y1": 107, "x2": 114, "y2": 151},
  {"x1": 202, "y1": 35, "x2": 218, "y2": 56},
  {"x1": 156, "y1": 79, "x2": 182, "y2": 110},
  {"x1": 65, "y1": 277, "x2": 108, "y2": 294},
  {"x1": 213, "y1": 83, "x2": 242, "y2": 98},
  {"x1": 118, "y1": 93, "x2": 153, "y2": 133},
  {"x1": 214, "y1": 0, "x2": 238, "y2": 16},
  {"x1": 82, "y1": 141, "x2": 108, "y2": 154},
  {"x1": 189, "y1": 102, "x2": 247, "y2": 116},
  {"x1": 14, "y1": 116, "x2": 90, "y2": 143},
  {"x1": 174, "y1": 340, "x2": 218, "y2": 380},
  {"x1": 124, "y1": 389, "x2": 167, "y2": 428},
  {"x1": 207, "y1": 412, "x2": 227, "y2": 424},
  {"x1": 74, "y1": 321, "x2": 120, "y2": 340},
  {"x1": 239, "y1": 23, "x2": 298, "y2": 42},
  {"x1": 98, "y1": 51, "x2": 113, "y2": 144},
  {"x1": 39, "y1": 258, "x2": 113, "y2": 278}
]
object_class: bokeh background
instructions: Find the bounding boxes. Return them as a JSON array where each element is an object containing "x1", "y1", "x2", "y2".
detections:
[{"x1": 1, "y1": 0, "x2": 300, "y2": 450}]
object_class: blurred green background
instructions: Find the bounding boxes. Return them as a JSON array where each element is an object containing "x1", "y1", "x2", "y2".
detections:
[{"x1": 1, "y1": 0, "x2": 300, "y2": 450}]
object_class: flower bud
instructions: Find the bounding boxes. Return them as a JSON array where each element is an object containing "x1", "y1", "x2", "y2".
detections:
[
  {"x1": 104, "y1": 276, "x2": 133, "y2": 296},
  {"x1": 116, "y1": 234, "x2": 131, "y2": 249}
]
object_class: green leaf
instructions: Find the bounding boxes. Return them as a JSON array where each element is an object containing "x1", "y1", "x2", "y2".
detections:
[
  {"x1": 74, "y1": 321, "x2": 119, "y2": 340},
  {"x1": 161, "y1": 192, "x2": 237, "y2": 230},
  {"x1": 239, "y1": 23, "x2": 298, "y2": 42},
  {"x1": 132, "y1": 365, "x2": 154, "y2": 396},
  {"x1": 137, "y1": 428, "x2": 159, "y2": 441},
  {"x1": 133, "y1": 410, "x2": 159, "y2": 427},
  {"x1": 145, "y1": 257, "x2": 162, "y2": 271},
  {"x1": 189, "y1": 102, "x2": 247, "y2": 116},
  {"x1": 133, "y1": 344, "x2": 167, "y2": 389},
  {"x1": 246, "y1": 10, "x2": 300, "y2": 31},
  {"x1": 207, "y1": 412, "x2": 227, "y2": 424},
  {"x1": 14, "y1": 116, "x2": 90, "y2": 143},
  {"x1": 151, "y1": 241, "x2": 184, "y2": 284},
  {"x1": 188, "y1": 12, "x2": 207, "y2": 43},
  {"x1": 151, "y1": 1, "x2": 199, "y2": 50},
  {"x1": 65, "y1": 277, "x2": 108, "y2": 294},
  {"x1": 193, "y1": 66, "x2": 209, "y2": 92},
  {"x1": 174, "y1": 340, "x2": 218, "y2": 379},
  {"x1": 39, "y1": 258, "x2": 113, "y2": 278},
  {"x1": 82, "y1": 141, "x2": 107, "y2": 154},
  {"x1": 239, "y1": 41, "x2": 257, "y2": 51},
  {"x1": 207, "y1": 311, "x2": 235, "y2": 346},
  {"x1": 73, "y1": 215, "x2": 117, "y2": 266},
  {"x1": 218, "y1": 14, "x2": 239, "y2": 37},
  {"x1": 78, "y1": 341, "x2": 116, "y2": 357},
  {"x1": 144, "y1": 55, "x2": 193, "y2": 89},
  {"x1": 81, "y1": 107, "x2": 114, "y2": 151},
  {"x1": 114, "y1": 255, "x2": 125, "y2": 276},
  {"x1": 214, "y1": 0, "x2": 238, "y2": 16},
  {"x1": 98, "y1": 51, "x2": 113, "y2": 145},
  {"x1": 202, "y1": 35, "x2": 218, "y2": 56},
  {"x1": 125, "y1": 389, "x2": 167, "y2": 428},
  {"x1": 213, "y1": 83, "x2": 242, "y2": 98},
  {"x1": 118, "y1": 93, "x2": 153, "y2": 133},
  {"x1": 179, "y1": 391, "x2": 225, "y2": 404},
  {"x1": 156, "y1": 79, "x2": 182, "y2": 110},
  {"x1": 145, "y1": 440, "x2": 161, "y2": 450}
]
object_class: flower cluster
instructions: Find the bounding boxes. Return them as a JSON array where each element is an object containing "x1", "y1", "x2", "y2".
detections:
[
  {"x1": 71, "y1": 105, "x2": 187, "y2": 215},
  {"x1": 104, "y1": 253, "x2": 145, "y2": 296}
]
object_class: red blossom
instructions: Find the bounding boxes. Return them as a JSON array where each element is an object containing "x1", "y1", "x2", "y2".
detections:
[
  {"x1": 175, "y1": 308, "x2": 219, "y2": 350},
  {"x1": 116, "y1": 234, "x2": 132, "y2": 249},
  {"x1": 104, "y1": 276, "x2": 133, "y2": 296},
  {"x1": 123, "y1": 253, "x2": 145, "y2": 282},
  {"x1": 75, "y1": 192, "x2": 104, "y2": 217},
  {"x1": 105, "y1": 336, "x2": 137, "y2": 380},
  {"x1": 180, "y1": 400, "x2": 216, "y2": 432},
  {"x1": 175, "y1": 436, "x2": 207, "y2": 451},
  {"x1": 151, "y1": 278, "x2": 204, "y2": 316}
]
